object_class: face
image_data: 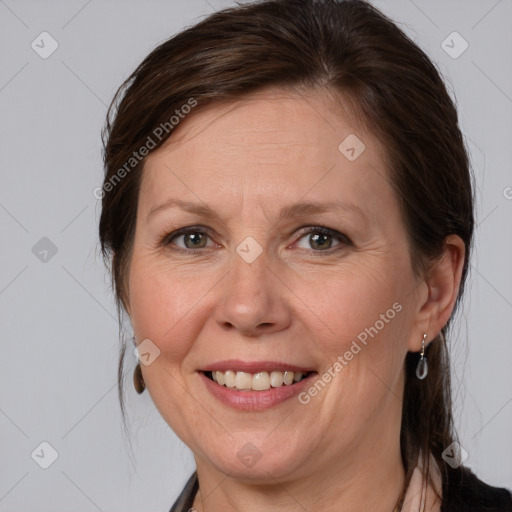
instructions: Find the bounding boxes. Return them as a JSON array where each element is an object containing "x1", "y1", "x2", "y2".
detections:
[{"x1": 126, "y1": 88, "x2": 423, "y2": 483}]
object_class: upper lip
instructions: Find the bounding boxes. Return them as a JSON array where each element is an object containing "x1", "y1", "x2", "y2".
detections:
[{"x1": 201, "y1": 360, "x2": 315, "y2": 373}]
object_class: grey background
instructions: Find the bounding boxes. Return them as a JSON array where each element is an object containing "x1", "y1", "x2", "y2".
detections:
[{"x1": 1, "y1": 0, "x2": 511, "y2": 510}]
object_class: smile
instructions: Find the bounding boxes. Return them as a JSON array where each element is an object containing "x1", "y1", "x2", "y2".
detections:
[
  {"x1": 205, "y1": 370, "x2": 311, "y2": 391},
  {"x1": 199, "y1": 361, "x2": 317, "y2": 411}
]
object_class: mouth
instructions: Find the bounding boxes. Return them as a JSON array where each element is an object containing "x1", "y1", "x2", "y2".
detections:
[
  {"x1": 198, "y1": 361, "x2": 317, "y2": 411},
  {"x1": 202, "y1": 369, "x2": 312, "y2": 391}
]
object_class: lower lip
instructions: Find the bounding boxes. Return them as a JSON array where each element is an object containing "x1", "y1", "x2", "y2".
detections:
[{"x1": 199, "y1": 372, "x2": 315, "y2": 411}]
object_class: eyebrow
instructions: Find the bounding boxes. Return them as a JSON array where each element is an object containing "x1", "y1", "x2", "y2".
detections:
[{"x1": 147, "y1": 198, "x2": 366, "y2": 223}]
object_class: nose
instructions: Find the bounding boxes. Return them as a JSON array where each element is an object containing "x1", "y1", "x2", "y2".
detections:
[{"x1": 214, "y1": 249, "x2": 292, "y2": 337}]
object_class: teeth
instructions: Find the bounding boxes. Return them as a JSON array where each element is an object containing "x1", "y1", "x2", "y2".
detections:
[
  {"x1": 208, "y1": 370, "x2": 308, "y2": 391},
  {"x1": 270, "y1": 371, "x2": 284, "y2": 387},
  {"x1": 235, "y1": 371, "x2": 253, "y2": 390},
  {"x1": 224, "y1": 370, "x2": 236, "y2": 388},
  {"x1": 252, "y1": 372, "x2": 270, "y2": 391},
  {"x1": 283, "y1": 371, "x2": 294, "y2": 385},
  {"x1": 215, "y1": 371, "x2": 225, "y2": 385}
]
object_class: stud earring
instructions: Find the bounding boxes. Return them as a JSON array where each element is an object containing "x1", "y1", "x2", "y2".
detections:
[{"x1": 416, "y1": 333, "x2": 428, "y2": 380}]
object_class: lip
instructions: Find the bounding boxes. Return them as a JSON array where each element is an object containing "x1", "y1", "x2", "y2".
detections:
[
  {"x1": 201, "y1": 360, "x2": 314, "y2": 373},
  {"x1": 199, "y1": 370, "x2": 316, "y2": 411}
]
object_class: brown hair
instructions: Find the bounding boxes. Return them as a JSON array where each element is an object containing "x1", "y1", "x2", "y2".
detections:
[{"x1": 99, "y1": 0, "x2": 474, "y2": 504}]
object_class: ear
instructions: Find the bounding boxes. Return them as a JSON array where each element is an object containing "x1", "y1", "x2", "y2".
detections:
[{"x1": 406, "y1": 234, "x2": 466, "y2": 352}]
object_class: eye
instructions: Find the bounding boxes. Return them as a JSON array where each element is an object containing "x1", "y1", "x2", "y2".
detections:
[
  {"x1": 294, "y1": 227, "x2": 350, "y2": 252},
  {"x1": 164, "y1": 227, "x2": 215, "y2": 250}
]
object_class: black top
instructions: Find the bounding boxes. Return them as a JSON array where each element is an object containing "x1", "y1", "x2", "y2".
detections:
[{"x1": 169, "y1": 467, "x2": 512, "y2": 511}]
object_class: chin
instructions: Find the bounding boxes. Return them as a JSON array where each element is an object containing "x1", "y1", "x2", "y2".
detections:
[{"x1": 195, "y1": 434, "x2": 310, "y2": 483}]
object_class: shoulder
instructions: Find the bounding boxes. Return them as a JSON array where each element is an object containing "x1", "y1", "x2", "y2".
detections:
[
  {"x1": 169, "y1": 472, "x2": 198, "y2": 512},
  {"x1": 442, "y1": 465, "x2": 512, "y2": 512}
]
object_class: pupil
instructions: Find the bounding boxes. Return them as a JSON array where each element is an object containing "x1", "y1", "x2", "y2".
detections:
[
  {"x1": 185, "y1": 233, "x2": 205, "y2": 248},
  {"x1": 311, "y1": 233, "x2": 330, "y2": 250}
]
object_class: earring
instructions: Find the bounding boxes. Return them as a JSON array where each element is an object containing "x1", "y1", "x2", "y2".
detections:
[
  {"x1": 134, "y1": 362, "x2": 146, "y2": 394},
  {"x1": 415, "y1": 333, "x2": 428, "y2": 380}
]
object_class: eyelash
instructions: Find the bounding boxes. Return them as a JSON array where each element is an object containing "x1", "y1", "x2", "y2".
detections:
[{"x1": 160, "y1": 225, "x2": 352, "y2": 254}]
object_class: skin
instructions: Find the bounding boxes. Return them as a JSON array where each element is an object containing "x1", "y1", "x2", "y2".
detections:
[{"x1": 125, "y1": 88, "x2": 465, "y2": 512}]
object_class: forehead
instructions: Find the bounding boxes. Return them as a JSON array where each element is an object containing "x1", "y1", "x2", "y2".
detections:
[
  {"x1": 150, "y1": 88, "x2": 370, "y2": 160},
  {"x1": 140, "y1": 88, "x2": 394, "y2": 225}
]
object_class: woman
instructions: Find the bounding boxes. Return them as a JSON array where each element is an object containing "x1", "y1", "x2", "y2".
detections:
[{"x1": 99, "y1": 0, "x2": 512, "y2": 510}]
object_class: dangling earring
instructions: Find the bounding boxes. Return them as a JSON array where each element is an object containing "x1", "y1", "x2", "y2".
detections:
[
  {"x1": 134, "y1": 362, "x2": 146, "y2": 394},
  {"x1": 132, "y1": 336, "x2": 146, "y2": 394},
  {"x1": 416, "y1": 333, "x2": 428, "y2": 380}
]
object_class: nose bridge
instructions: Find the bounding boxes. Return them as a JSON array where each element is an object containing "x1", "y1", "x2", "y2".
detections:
[
  {"x1": 229, "y1": 225, "x2": 269, "y2": 292},
  {"x1": 227, "y1": 245, "x2": 270, "y2": 311},
  {"x1": 215, "y1": 242, "x2": 290, "y2": 335}
]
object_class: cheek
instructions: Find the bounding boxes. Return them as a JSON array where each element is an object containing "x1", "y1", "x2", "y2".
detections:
[
  {"x1": 303, "y1": 263, "x2": 405, "y2": 350},
  {"x1": 297, "y1": 262, "x2": 412, "y2": 420},
  {"x1": 128, "y1": 258, "x2": 205, "y2": 362},
  {"x1": 302, "y1": 267, "x2": 409, "y2": 405}
]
